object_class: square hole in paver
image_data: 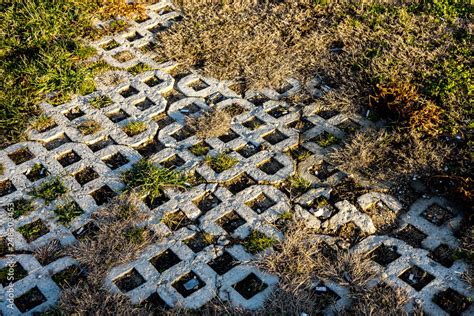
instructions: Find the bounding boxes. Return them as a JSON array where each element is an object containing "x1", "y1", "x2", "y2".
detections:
[
  {"x1": 276, "y1": 82, "x2": 293, "y2": 94},
  {"x1": 144, "y1": 76, "x2": 163, "y2": 87},
  {"x1": 428, "y1": 244, "x2": 455, "y2": 268},
  {"x1": 153, "y1": 114, "x2": 175, "y2": 129},
  {"x1": 218, "y1": 129, "x2": 239, "y2": 143},
  {"x1": 73, "y1": 221, "x2": 99, "y2": 240},
  {"x1": 114, "y1": 268, "x2": 146, "y2": 292},
  {"x1": 148, "y1": 23, "x2": 167, "y2": 34},
  {"x1": 0, "y1": 262, "x2": 28, "y2": 286},
  {"x1": 267, "y1": 106, "x2": 289, "y2": 118},
  {"x1": 246, "y1": 193, "x2": 276, "y2": 214},
  {"x1": 150, "y1": 249, "x2": 181, "y2": 273},
  {"x1": 160, "y1": 154, "x2": 185, "y2": 169},
  {"x1": 54, "y1": 200, "x2": 83, "y2": 226},
  {"x1": 433, "y1": 288, "x2": 472, "y2": 315},
  {"x1": 64, "y1": 107, "x2": 84, "y2": 121},
  {"x1": 205, "y1": 92, "x2": 227, "y2": 104},
  {"x1": 189, "y1": 142, "x2": 211, "y2": 156},
  {"x1": 189, "y1": 79, "x2": 209, "y2": 92},
  {"x1": 57, "y1": 150, "x2": 81, "y2": 167},
  {"x1": 0, "y1": 179, "x2": 16, "y2": 197},
  {"x1": 171, "y1": 126, "x2": 194, "y2": 142},
  {"x1": 25, "y1": 163, "x2": 49, "y2": 182},
  {"x1": 243, "y1": 117, "x2": 265, "y2": 130},
  {"x1": 126, "y1": 31, "x2": 143, "y2": 41},
  {"x1": 263, "y1": 130, "x2": 288, "y2": 145},
  {"x1": 161, "y1": 210, "x2": 192, "y2": 231},
  {"x1": 137, "y1": 135, "x2": 165, "y2": 158},
  {"x1": 208, "y1": 251, "x2": 239, "y2": 275},
  {"x1": 107, "y1": 109, "x2": 129, "y2": 123},
  {"x1": 12, "y1": 199, "x2": 34, "y2": 219},
  {"x1": 102, "y1": 152, "x2": 129, "y2": 170},
  {"x1": 224, "y1": 103, "x2": 247, "y2": 116},
  {"x1": 18, "y1": 219, "x2": 49, "y2": 242},
  {"x1": 88, "y1": 136, "x2": 117, "y2": 152},
  {"x1": 288, "y1": 146, "x2": 312, "y2": 162},
  {"x1": 52, "y1": 265, "x2": 84, "y2": 289},
  {"x1": 120, "y1": 86, "x2": 139, "y2": 98},
  {"x1": 422, "y1": 204, "x2": 454, "y2": 226},
  {"x1": 398, "y1": 266, "x2": 435, "y2": 291},
  {"x1": 14, "y1": 286, "x2": 47, "y2": 313},
  {"x1": 232, "y1": 273, "x2": 268, "y2": 300},
  {"x1": 317, "y1": 109, "x2": 340, "y2": 120},
  {"x1": 156, "y1": 5, "x2": 174, "y2": 15},
  {"x1": 248, "y1": 94, "x2": 270, "y2": 106},
  {"x1": 164, "y1": 90, "x2": 186, "y2": 104},
  {"x1": 337, "y1": 119, "x2": 360, "y2": 134},
  {"x1": 143, "y1": 292, "x2": 169, "y2": 310},
  {"x1": 311, "y1": 131, "x2": 340, "y2": 148},
  {"x1": 134, "y1": 97, "x2": 155, "y2": 111},
  {"x1": 101, "y1": 39, "x2": 120, "y2": 50},
  {"x1": 194, "y1": 193, "x2": 222, "y2": 213},
  {"x1": 236, "y1": 143, "x2": 261, "y2": 158},
  {"x1": 314, "y1": 282, "x2": 341, "y2": 309},
  {"x1": 226, "y1": 173, "x2": 256, "y2": 194},
  {"x1": 287, "y1": 118, "x2": 315, "y2": 132},
  {"x1": 172, "y1": 271, "x2": 205, "y2": 298},
  {"x1": 258, "y1": 157, "x2": 284, "y2": 175},
  {"x1": 367, "y1": 244, "x2": 401, "y2": 266},
  {"x1": 217, "y1": 211, "x2": 246, "y2": 234},
  {"x1": 113, "y1": 51, "x2": 134, "y2": 63},
  {"x1": 8, "y1": 148, "x2": 34, "y2": 165},
  {"x1": 74, "y1": 167, "x2": 99, "y2": 185},
  {"x1": 393, "y1": 224, "x2": 427, "y2": 248},
  {"x1": 312, "y1": 160, "x2": 337, "y2": 181},
  {"x1": 90, "y1": 185, "x2": 116, "y2": 206},
  {"x1": 44, "y1": 133, "x2": 71, "y2": 150},
  {"x1": 144, "y1": 193, "x2": 170, "y2": 210},
  {"x1": 185, "y1": 232, "x2": 214, "y2": 253}
]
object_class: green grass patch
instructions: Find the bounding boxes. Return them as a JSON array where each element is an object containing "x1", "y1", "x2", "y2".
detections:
[
  {"x1": 13, "y1": 199, "x2": 34, "y2": 219},
  {"x1": 89, "y1": 95, "x2": 113, "y2": 109},
  {"x1": 189, "y1": 143, "x2": 210, "y2": 156},
  {"x1": 242, "y1": 230, "x2": 276, "y2": 254},
  {"x1": 122, "y1": 121, "x2": 147, "y2": 136},
  {"x1": 32, "y1": 177, "x2": 68, "y2": 203},
  {"x1": 122, "y1": 159, "x2": 188, "y2": 203},
  {"x1": 127, "y1": 63, "x2": 154, "y2": 76},
  {"x1": 205, "y1": 153, "x2": 238, "y2": 173},
  {"x1": 125, "y1": 227, "x2": 147, "y2": 244},
  {"x1": 54, "y1": 201, "x2": 83, "y2": 226}
]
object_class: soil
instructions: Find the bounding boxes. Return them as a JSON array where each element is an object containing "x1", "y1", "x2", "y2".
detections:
[
  {"x1": 368, "y1": 243, "x2": 401, "y2": 267},
  {"x1": 160, "y1": 154, "x2": 185, "y2": 169},
  {"x1": 144, "y1": 76, "x2": 163, "y2": 87},
  {"x1": 0, "y1": 180, "x2": 16, "y2": 197},
  {"x1": 8, "y1": 148, "x2": 34, "y2": 165},
  {"x1": 428, "y1": 244, "x2": 455, "y2": 268},
  {"x1": 88, "y1": 136, "x2": 117, "y2": 152},
  {"x1": 113, "y1": 51, "x2": 135, "y2": 63},
  {"x1": 102, "y1": 152, "x2": 129, "y2": 170},
  {"x1": 25, "y1": 164, "x2": 49, "y2": 182},
  {"x1": 312, "y1": 160, "x2": 338, "y2": 182},
  {"x1": 137, "y1": 135, "x2": 165, "y2": 158},
  {"x1": 258, "y1": 158, "x2": 284, "y2": 175},
  {"x1": 14, "y1": 286, "x2": 47, "y2": 313},
  {"x1": 207, "y1": 251, "x2": 239, "y2": 275},
  {"x1": 52, "y1": 265, "x2": 84, "y2": 289},
  {"x1": 421, "y1": 204, "x2": 454, "y2": 226},
  {"x1": 90, "y1": 185, "x2": 117, "y2": 206},
  {"x1": 247, "y1": 93, "x2": 270, "y2": 107},
  {"x1": 44, "y1": 133, "x2": 72, "y2": 151},
  {"x1": 107, "y1": 109, "x2": 129, "y2": 123},
  {"x1": 135, "y1": 97, "x2": 155, "y2": 110},
  {"x1": 189, "y1": 79, "x2": 209, "y2": 91},
  {"x1": 64, "y1": 107, "x2": 84, "y2": 121},
  {"x1": 263, "y1": 129, "x2": 288, "y2": 145},
  {"x1": 57, "y1": 151, "x2": 81, "y2": 167},
  {"x1": 171, "y1": 126, "x2": 194, "y2": 142},
  {"x1": 74, "y1": 167, "x2": 99, "y2": 185},
  {"x1": 246, "y1": 193, "x2": 276, "y2": 214},
  {"x1": 153, "y1": 114, "x2": 176, "y2": 129},
  {"x1": 217, "y1": 211, "x2": 246, "y2": 234},
  {"x1": 144, "y1": 193, "x2": 170, "y2": 210},
  {"x1": 172, "y1": 271, "x2": 205, "y2": 297},
  {"x1": 287, "y1": 118, "x2": 315, "y2": 133},
  {"x1": 236, "y1": 143, "x2": 261, "y2": 158},
  {"x1": 225, "y1": 173, "x2": 256, "y2": 194},
  {"x1": 73, "y1": 221, "x2": 99, "y2": 240},
  {"x1": 194, "y1": 192, "x2": 221, "y2": 213},
  {"x1": 0, "y1": 262, "x2": 28, "y2": 286},
  {"x1": 232, "y1": 273, "x2": 267, "y2": 299},
  {"x1": 217, "y1": 129, "x2": 239, "y2": 143},
  {"x1": 184, "y1": 233, "x2": 213, "y2": 253},
  {"x1": 150, "y1": 249, "x2": 181, "y2": 273},
  {"x1": 398, "y1": 266, "x2": 435, "y2": 291},
  {"x1": 162, "y1": 210, "x2": 192, "y2": 231},
  {"x1": 113, "y1": 268, "x2": 145, "y2": 292},
  {"x1": 120, "y1": 86, "x2": 139, "y2": 98},
  {"x1": 142, "y1": 292, "x2": 169, "y2": 310},
  {"x1": 392, "y1": 224, "x2": 428, "y2": 249},
  {"x1": 243, "y1": 116, "x2": 265, "y2": 130},
  {"x1": 316, "y1": 109, "x2": 340, "y2": 120},
  {"x1": 433, "y1": 288, "x2": 472, "y2": 315}
]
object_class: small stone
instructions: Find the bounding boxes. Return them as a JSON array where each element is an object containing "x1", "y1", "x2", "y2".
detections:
[
  {"x1": 183, "y1": 278, "x2": 200, "y2": 291},
  {"x1": 315, "y1": 286, "x2": 327, "y2": 292}
]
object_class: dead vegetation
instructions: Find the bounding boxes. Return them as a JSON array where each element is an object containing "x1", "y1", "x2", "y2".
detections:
[
  {"x1": 57, "y1": 194, "x2": 159, "y2": 314},
  {"x1": 186, "y1": 108, "x2": 231, "y2": 139}
]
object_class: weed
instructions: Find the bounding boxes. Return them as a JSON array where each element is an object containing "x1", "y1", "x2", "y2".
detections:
[
  {"x1": 122, "y1": 121, "x2": 147, "y2": 136},
  {"x1": 287, "y1": 175, "x2": 311, "y2": 193},
  {"x1": 205, "y1": 152, "x2": 238, "y2": 173},
  {"x1": 90, "y1": 95, "x2": 113, "y2": 109},
  {"x1": 127, "y1": 63, "x2": 154, "y2": 76},
  {"x1": 316, "y1": 133, "x2": 339, "y2": 148},
  {"x1": 186, "y1": 108, "x2": 231, "y2": 139},
  {"x1": 122, "y1": 159, "x2": 188, "y2": 203},
  {"x1": 243, "y1": 230, "x2": 276, "y2": 254},
  {"x1": 17, "y1": 220, "x2": 49, "y2": 242},
  {"x1": 54, "y1": 201, "x2": 83, "y2": 226},
  {"x1": 314, "y1": 196, "x2": 329, "y2": 208},
  {"x1": 189, "y1": 143, "x2": 210, "y2": 156},
  {"x1": 77, "y1": 120, "x2": 101, "y2": 135},
  {"x1": 125, "y1": 227, "x2": 147, "y2": 244},
  {"x1": 279, "y1": 211, "x2": 293, "y2": 221},
  {"x1": 32, "y1": 177, "x2": 68, "y2": 203},
  {"x1": 13, "y1": 199, "x2": 34, "y2": 219},
  {"x1": 0, "y1": 165, "x2": 3, "y2": 175},
  {"x1": 30, "y1": 115, "x2": 55, "y2": 132}
]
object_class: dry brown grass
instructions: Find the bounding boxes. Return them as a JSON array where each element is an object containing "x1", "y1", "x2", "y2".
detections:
[
  {"x1": 186, "y1": 108, "x2": 231, "y2": 139},
  {"x1": 330, "y1": 129, "x2": 451, "y2": 183},
  {"x1": 58, "y1": 194, "x2": 160, "y2": 314},
  {"x1": 341, "y1": 283, "x2": 409, "y2": 316}
]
